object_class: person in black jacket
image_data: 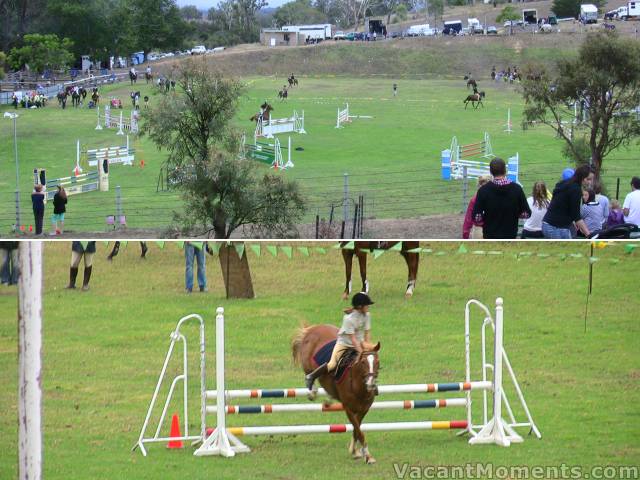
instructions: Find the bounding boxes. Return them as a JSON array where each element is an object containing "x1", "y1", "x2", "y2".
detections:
[
  {"x1": 51, "y1": 186, "x2": 67, "y2": 235},
  {"x1": 542, "y1": 164, "x2": 594, "y2": 239},
  {"x1": 472, "y1": 158, "x2": 531, "y2": 239},
  {"x1": 31, "y1": 185, "x2": 46, "y2": 235}
]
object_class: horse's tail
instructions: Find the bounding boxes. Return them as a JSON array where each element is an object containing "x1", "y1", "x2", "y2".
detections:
[{"x1": 291, "y1": 323, "x2": 310, "y2": 365}]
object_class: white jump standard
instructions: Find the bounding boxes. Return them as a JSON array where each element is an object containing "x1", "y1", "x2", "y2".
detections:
[
  {"x1": 134, "y1": 298, "x2": 540, "y2": 457},
  {"x1": 255, "y1": 111, "x2": 306, "y2": 139}
]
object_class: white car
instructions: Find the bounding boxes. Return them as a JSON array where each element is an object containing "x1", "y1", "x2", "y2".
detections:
[{"x1": 191, "y1": 45, "x2": 206, "y2": 55}]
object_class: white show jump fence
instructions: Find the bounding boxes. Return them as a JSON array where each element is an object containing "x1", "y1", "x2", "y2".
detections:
[
  {"x1": 134, "y1": 298, "x2": 540, "y2": 457},
  {"x1": 73, "y1": 136, "x2": 135, "y2": 174},
  {"x1": 441, "y1": 132, "x2": 520, "y2": 183},
  {"x1": 100, "y1": 105, "x2": 140, "y2": 135},
  {"x1": 336, "y1": 103, "x2": 372, "y2": 128},
  {"x1": 255, "y1": 111, "x2": 306, "y2": 139},
  {"x1": 240, "y1": 134, "x2": 293, "y2": 170},
  {"x1": 336, "y1": 104, "x2": 351, "y2": 128}
]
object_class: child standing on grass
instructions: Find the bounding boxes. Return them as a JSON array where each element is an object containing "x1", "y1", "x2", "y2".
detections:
[{"x1": 305, "y1": 292, "x2": 374, "y2": 391}]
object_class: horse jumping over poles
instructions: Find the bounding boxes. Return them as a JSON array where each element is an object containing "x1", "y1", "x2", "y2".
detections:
[
  {"x1": 341, "y1": 241, "x2": 420, "y2": 299},
  {"x1": 250, "y1": 102, "x2": 273, "y2": 123},
  {"x1": 464, "y1": 91, "x2": 485, "y2": 109},
  {"x1": 292, "y1": 324, "x2": 380, "y2": 464},
  {"x1": 288, "y1": 74, "x2": 298, "y2": 87}
]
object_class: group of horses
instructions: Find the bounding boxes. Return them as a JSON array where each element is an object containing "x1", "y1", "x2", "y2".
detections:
[
  {"x1": 56, "y1": 86, "x2": 100, "y2": 109},
  {"x1": 463, "y1": 75, "x2": 486, "y2": 109},
  {"x1": 277, "y1": 74, "x2": 299, "y2": 100}
]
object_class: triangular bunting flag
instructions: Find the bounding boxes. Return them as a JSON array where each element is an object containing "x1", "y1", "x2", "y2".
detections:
[
  {"x1": 297, "y1": 246, "x2": 309, "y2": 256},
  {"x1": 234, "y1": 243, "x2": 245, "y2": 259},
  {"x1": 250, "y1": 244, "x2": 261, "y2": 257},
  {"x1": 280, "y1": 246, "x2": 293, "y2": 259},
  {"x1": 373, "y1": 249, "x2": 386, "y2": 259},
  {"x1": 391, "y1": 242, "x2": 402, "y2": 251},
  {"x1": 342, "y1": 241, "x2": 355, "y2": 250},
  {"x1": 156, "y1": 241, "x2": 165, "y2": 249},
  {"x1": 457, "y1": 244, "x2": 468, "y2": 254},
  {"x1": 267, "y1": 245, "x2": 278, "y2": 257}
]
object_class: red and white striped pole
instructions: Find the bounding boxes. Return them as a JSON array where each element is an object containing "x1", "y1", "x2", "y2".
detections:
[{"x1": 18, "y1": 241, "x2": 44, "y2": 480}]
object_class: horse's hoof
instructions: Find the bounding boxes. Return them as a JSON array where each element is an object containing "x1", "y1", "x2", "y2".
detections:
[
  {"x1": 405, "y1": 292, "x2": 413, "y2": 299},
  {"x1": 341, "y1": 292, "x2": 349, "y2": 301},
  {"x1": 365, "y1": 456, "x2": 377, "y2": 465},
  {"x1": 352, "y1": 451, "x2": 363, "y2": 460},
  {"x1": 307, "y1": 391, "x2": 317, "y2": 401}
]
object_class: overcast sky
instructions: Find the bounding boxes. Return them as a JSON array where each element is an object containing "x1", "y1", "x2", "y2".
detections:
[{"x1": 176, "y1": 0, "x2": 288, "y2": 9}]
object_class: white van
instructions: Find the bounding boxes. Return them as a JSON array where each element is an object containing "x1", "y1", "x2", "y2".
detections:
[{"x1": 191, "y1": 45, "x2": 206, "y2": 55}]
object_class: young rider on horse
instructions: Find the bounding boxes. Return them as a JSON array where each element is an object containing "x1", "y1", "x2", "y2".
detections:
[{"x1": 305, "y1": 292, "x2": 375, "y2": 391}]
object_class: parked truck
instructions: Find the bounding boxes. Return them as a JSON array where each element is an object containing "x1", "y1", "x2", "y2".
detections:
[
  {"x1": 580, "y1": 4, "x2": 599, "y2": 23},
  {"x1": 621, "y1": 1, "x2": 640, "y2": 19}
]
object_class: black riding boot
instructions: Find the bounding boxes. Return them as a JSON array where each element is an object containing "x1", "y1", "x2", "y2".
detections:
[
  {"x1": 66, "y1": 267, "x2": 78, "y2": 289},
  {"x1": 140, "y1": 242, "x2": 148, "y2": 258},
  {"x1": 305, "y1": 363, "x2": 329, "y2": 390},
  {"x1": 82, "y1": 266, "x2": 92, "y2": 291}
]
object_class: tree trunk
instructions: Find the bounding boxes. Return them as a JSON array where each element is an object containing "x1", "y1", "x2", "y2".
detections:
[{"x1": 218, "y1": 244, "x2": 255, "y2": 299}]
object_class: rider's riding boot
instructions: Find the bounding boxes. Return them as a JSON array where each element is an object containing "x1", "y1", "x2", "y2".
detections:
[
  {"x1": 81, "y1": 266, "x2": 92, "y2": 291},
  {"x1": 305, "y1": 363, "x2": 329, "y2": 390},
  {"x1": 66, "y1": 267, "x2": 79, "y2": 289},
  {"x1": 140, "y1": 242, "x2": 148, "y2": 259}
]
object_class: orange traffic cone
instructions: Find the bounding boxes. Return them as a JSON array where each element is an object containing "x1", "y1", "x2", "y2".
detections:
[
  {"x1": 167, "y1": 414, "x2": 183, "y2": 449},
  {"x1": 140, "y1": 159, "x2": 145, "y2": 168}
]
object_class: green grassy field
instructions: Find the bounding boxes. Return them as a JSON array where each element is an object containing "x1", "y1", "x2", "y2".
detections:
[
  {"x1": 1, "y1": 241, "x2": 639, "y2": 479},
  {"x1": 1, "y1": 75, "x2": 637, "y2": 235}
]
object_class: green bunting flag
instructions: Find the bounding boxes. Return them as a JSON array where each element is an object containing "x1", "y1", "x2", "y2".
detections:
[
  {"x1": 314, "y1": 247, "x2": 327, "y2": 255},
  {"x1": 281, "y1": 246, "x2": 293, "y2": 259},
  {"x1": 209, "y1": 242, "x2": 221, "y2": 254},
  {"x1": 332, "y1": 243, "x2": 342, "y2": 249},
  {"x1": 297, "y1": 246, "x2": 310, "y2": 256},
  {"x1": 421, "y1": 248, "x2": 433, "y2": 254},
  {"x1": 625, "y1": 244, "x2": 638, "y2": 254},
  {"x1": 102, "y1": 241, "x2": 110, "y2": 247},
  {"x1": 155, "y1": 241, "x2": 165, "y2": 250},
  {"x1": 407, "y1": 248, "x2": 422, "y2": 253},
  {"x1": 342, "y1": 241, "x2": 355, "y2": 250},
  {"x1": 457, "y1": 244, "x2": 468, "y2": 254},
  {"x1": 80, "y1": 241, "x2": 89, "y2": 250},
  {"x1": 391, "y1": 242, "x2": 403, "y2": 251},
  {"x1": 536, "y1": 253, "x2": 550, "y2": 258},
  {"x1": 589, "y1": 257, "x2": 599, "y2": 264},
  {"x1": 250, "y1": 244, "x2": 261, "y2": 257},
  {"x1": 487, "y1": 251, "x2": 503, "y2": 255},
  {"x1": 267, "y1": 245, "x2": 278, "y2": 257},
  {"x1": 373, "y1": 249, "x2": 386, "y2": 259},
  {"x1": 177, "y1": 241, "x2": 184, "y2": 250},
  {"x1": 569, "y1": 253, "x2": 584, "y2": 258},
  {"x1": 191, "y1": 241, "x2": 204, "y2": 251},
  {"x1": 234, "y1": 243, "x2": 245, "y2": 259},
  {"x1": 435, "y1": 251, "x2": 446, "y2": 256},
  {"x1": 121, "y1": 241, "x2": 128, "y2": 249}
]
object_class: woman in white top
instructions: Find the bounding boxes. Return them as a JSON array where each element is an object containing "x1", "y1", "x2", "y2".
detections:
[{"x1": 522, "y1": 181, "x2": 549, "y2": 239}]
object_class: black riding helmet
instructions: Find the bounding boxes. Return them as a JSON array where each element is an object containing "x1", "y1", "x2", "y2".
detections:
[{"x1": 352, "y1": 292, "x2": 374, "y2": 308}]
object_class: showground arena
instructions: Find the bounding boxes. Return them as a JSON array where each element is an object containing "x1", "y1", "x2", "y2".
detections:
[
  {"x1": 1, "y1": 64, "x2": 637, "y2": 237},
  {"x1": 2, "y1": 241, "x2": 639, "y2": 478}
]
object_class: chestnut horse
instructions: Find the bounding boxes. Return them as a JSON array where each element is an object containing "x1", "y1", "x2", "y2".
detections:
[
  {"x1": 292, "y1": 324, "x2": 380, "y2": 463},
  {"x1": 341, "y1": 241, "x2": 420, "y2": 299},
  {"x1": 249, "y1": 102, "x2": 273, "y2": 123}
]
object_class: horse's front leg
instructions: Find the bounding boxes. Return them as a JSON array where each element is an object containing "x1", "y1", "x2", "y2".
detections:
[
  {"x1": 356, "y1": 250, "x2": 369, "y2": 294},
  {"x1": 355, "y1": 411, "x2": 375, "y2": 464},
  {"x1": 342, "y1": 248, "x2": 353, "y2": 300},
  {"x1": 402, "y1": 248, "x2": 419, "y2": 298},
  {"x1": 345, "y1": 410, "x2": 363, "y2": 459}
]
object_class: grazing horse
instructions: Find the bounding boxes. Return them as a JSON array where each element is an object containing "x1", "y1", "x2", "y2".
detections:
[
  {"x1": 250, "y1": 102, "x2": 273, "y2": 123},
  {"x1": 466, "y1": 78, "x2": 477, "y2": 90},
  {"x1": 288, "y1": 74, "x2": 298, "y2": 87},
  {"x1": 292, "y1": 325, "x2": 380, "y2": 464},
  {"x1": 464, "y1": 91, "x2": 485, "y2": 109},
  {"x1": 341, "y1": 241, "x2": 420, "y2": 299}
]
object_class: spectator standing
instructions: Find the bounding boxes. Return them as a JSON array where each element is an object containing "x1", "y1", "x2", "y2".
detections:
[
  {"x1": 522, "y1": 181, "x2": 550, "y2": 239},
  {"x1": 0, "y1": 241, "x2": 19, "y2": 286},
  {"x1": 66, "y1": 241, "x2": 96, "y2": 291},
  {"x1": 31, "y1": 184, "x2": 45, "y2": 235},
  {"x1": 580, "y1": 188, "x2": 605, "y2": 236},
  {"x1": 472, "y1": 158, "x2": 531, "y2": 239},
  {"x1": 607, "y1": 199, "x2": 625, "y2": 227},
  {"x1": 185, "y1": 242, "x2": 207, "y2": 293},
  {"x1": 462, "y1": 175, "x2": 492, "y2": 239},
  {"x1": 542, "y1": 165, "x2": 594, "y2": 239},
  {"x1": 623, "y1": 176, "x2": 640, "y2": 227},
  {"x1": 51, "y1": 186, "x2": 67, "y2": 235}
]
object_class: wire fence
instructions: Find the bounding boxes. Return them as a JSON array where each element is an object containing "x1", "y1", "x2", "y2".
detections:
[{"x1": 0, "y1": 157, "x2": 637, "y2": 237}]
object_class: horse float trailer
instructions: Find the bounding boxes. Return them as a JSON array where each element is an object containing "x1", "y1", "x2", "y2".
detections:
[{"x1": 580, "y1": 4, "x2": 599, "y2": 23}]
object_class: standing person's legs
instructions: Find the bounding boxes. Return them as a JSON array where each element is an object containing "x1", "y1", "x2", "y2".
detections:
[
  {"x1": 9, "y1": 248, "x2": 19, "y2": 285},
  {"x1": 34, "y1": 208, "x2": 44, "y2": 235},
  {"x1": 196, "y1": 247, "x2": 206, "y2": 291},
  {"x1": 0, "y1": 249, "x2": 9, "y2": 284},
  {"x1": 185, "y1": 244, "x2": 195, "y2": 292},
  {"x1": 67, "y1": 250, "x2": 83, "y2": 288}
]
